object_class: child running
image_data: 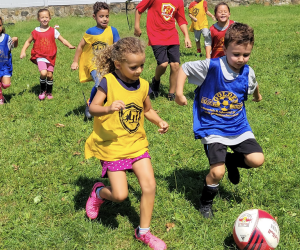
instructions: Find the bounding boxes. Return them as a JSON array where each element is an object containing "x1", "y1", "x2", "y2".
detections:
[
  {"x1": 71, "y1": 1, "x2": 120, "y2": 119},
  {"x1": 85, "y1": 37, "x2": 169, "y2": 250},
  {"x1": 0, "y1": 17, "x2": 18, "y2": 104},
  {"x1": 188, "y1": 0, "x2": 215, "y2": 58},
  {"x1": 207, "y1": 2, "x2": 234, "y2": 58},
  {"x1": 134, "y1": 0, "x2": 192, "y2": 101},
  {"x1": 20, "y1": 9, "x2": 75, "y2": 100},
  {"x1": 175, "y1": 23, "x2": 264, "y2": 218}
]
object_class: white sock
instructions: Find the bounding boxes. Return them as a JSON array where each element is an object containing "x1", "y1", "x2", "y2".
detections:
[
  {"x1": 138, "y1": 226, "x2": 150, "y2": 237},
  {"x1": 96, "y1": 187, "x2": 104, "y2": 200}
]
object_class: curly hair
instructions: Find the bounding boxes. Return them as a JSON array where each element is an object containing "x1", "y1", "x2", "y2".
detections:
[
  {"x1": 93, "y1": 2, "x2": 109, "y2": 15},
  {"x1": 214, "y1": 2, "x2": 230, "y2": 15},
  {"x1": 37, "y1": 9, "x2": 51, "y2": 19},
  {"x1": 94, "y1": 37, "x2": 146, "y2": 80},
  {"x1": 0, "y1": 17, "x2": 5, "y2": 34},
  {"x1": 224, "y1": 22, "x2": 254, "y2": 48}
]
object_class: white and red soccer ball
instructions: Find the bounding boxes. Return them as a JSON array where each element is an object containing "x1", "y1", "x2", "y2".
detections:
[{"x1": 233, "y1": 209, "x2": 280, "y2": 250}]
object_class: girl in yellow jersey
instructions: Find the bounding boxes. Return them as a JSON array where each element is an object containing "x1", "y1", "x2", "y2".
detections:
[{"x1": 85, "y1": 37, "x2": 169, "y2": 250}]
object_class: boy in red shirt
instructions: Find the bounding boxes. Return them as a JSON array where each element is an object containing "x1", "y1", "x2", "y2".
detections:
[{"x1": 134, "y1": 0, "x2": 191, "y2": 101}]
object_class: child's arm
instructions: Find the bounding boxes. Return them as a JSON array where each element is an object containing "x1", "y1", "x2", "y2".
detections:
[
  {"x1": 188, "y1": 13, "x2": 197, "y2": 22},
  {"x1": 57, "y1": 35, "x2": 75, "y2": 49},
  {"x1": 206, "y1": 10, "x2": 216, "y2": 21},
  {"x1": 12, "y1": 37, "x2": 18, "y2": 48},
  {"x1": 144, "y1": 96, "x2": 169, "y2": 134},
  {"x1": 20, "y1": 35, "x2": 34, "y2": 59},
  {"x1": 134, "y1": 9, "x2": 143, "y2": 37},
  {"x1": 175, "y1": 66, "x2": 188, "y2": 106},
  {"x1": 71, "y1": 38, "x2": 86, "y2": 70},
  {"x1": 89, "y1": 88, "x2": 126, "y2": 117},
  {"x1": 179, "y1": 24, "x2": 192, "y2": 48},
  {"x1": 252, "y1": 85, "x2": 262, "y2": 102}
]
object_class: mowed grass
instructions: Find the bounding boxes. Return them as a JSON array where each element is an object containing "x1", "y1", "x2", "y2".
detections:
[{"x1": 0, "y1": 4, "x2": 300, "y2": 249}]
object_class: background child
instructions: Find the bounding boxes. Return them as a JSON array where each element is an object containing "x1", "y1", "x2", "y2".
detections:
[
  {"x1": 71, "y1": 1, "x2": 120, "y2": 119},
  {"x1": 208, "y1": 2, "x2": 234, "y2": 58},
  {"x1": 134, "y1": 0, "x2": 192, "y2": 101},
  {"x1": 20, "y1": 9, "x2": 75, "y2": 100},
  {"x1": 0, "y1": 17, "x2": 18, "y2": 104},
  {"x1": 175, "y1": 23, "x2": 264, "y2": 218},
  {"x1": 85, "y1": 37, "x2": 168, "y2": 250},
  {"x1": 188, "y1": 0, "x2": 215, "y2": 58}
]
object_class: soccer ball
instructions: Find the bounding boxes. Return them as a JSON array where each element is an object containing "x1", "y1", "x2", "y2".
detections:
[{"x1": 233, "y1": 209, "x2": 280, "y2": 250}]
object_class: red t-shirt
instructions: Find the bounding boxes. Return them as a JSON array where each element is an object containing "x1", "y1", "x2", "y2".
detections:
[
  {"x1": 210, "y1": 20, "x2": 234, "y2": 58},
  {"x1": 136, "y1": 0, "x2": 188, "y2": 46},
  {"x1": 188, "y1": 1, "x2": 207, "y2": 12}
]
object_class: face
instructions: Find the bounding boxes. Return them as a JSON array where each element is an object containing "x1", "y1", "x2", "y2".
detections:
[
  {"x1": 115, "y1": 53, "x2": 145, "y2": 83},
  {"x1": 215, "y1": 5, "x2": 230, "y2": 24},
  {"x1": 223, "y1": 42, "x2": 253, "y2": 73},
  {"x1": 38, "y1": 11, "x2": 51, "y2": 27},
  {"x1": 93, "y1": 9, "x2": 109, "y2": 29},
  {"x1": 0, "y1": 20, "x2": 3, "y2": 34}
]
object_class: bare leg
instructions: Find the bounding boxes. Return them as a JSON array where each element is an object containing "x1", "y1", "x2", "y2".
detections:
[
  {"x1": 169, "y1": 62, "x2": 180, "y2": 94},
  {"x1": 244, "y1": 152, "x2": 264, "y2": 168},
  {"x1": 154, "y1": 62, "x2": 168, "y2": 81},
  {"x1": 206, "y1": 163, "x2": 226, "y2": 185}
]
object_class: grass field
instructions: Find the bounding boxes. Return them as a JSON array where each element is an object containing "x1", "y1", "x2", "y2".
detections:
[{"x1": 1, "y1": 4, "x2": 300, "y2": 249}]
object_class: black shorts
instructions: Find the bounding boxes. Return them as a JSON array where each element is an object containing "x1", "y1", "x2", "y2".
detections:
[
  {"x1": 151, "y1": 45, "x2": 180, "y2": 65},
  {"x1": 204, "y1": 139, "x2": 263, "y2": 166}
]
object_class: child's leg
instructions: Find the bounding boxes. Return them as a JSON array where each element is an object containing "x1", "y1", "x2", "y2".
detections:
[
  {"x1": 46, "y1": 64, "x2": 54, "y2": 99},
  {"x1": 37, "y1": 61, "x2": 48, "y2": 99},
  {"x1": 1, "y1": 76, "x2": 11, "y2": 89},
  {"x1": 202, "y1": 28, "x2": 212, "y2": 59},
  {"x1": 194, "y1": 30, "x2": 201, "y2": 55},
  {"x1": 167, "y1": 45, "x2": 181, "y2": 98}
]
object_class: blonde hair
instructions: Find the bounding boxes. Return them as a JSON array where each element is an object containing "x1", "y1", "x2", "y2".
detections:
[{"x1": 94, "y1": 37, "x2": 146, "y2": 79}]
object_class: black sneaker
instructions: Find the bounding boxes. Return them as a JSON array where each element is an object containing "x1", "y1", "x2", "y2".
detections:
[
  {"x1": 85, "y1": 105, "x2": 92, "y2": 119},
  {"x1": 168, "y1": 93, "x2": 175, "y2": 101},
  {"x1": 225, "y1": 153, "x2": 240, "y2": 185},
  {"x1": 151, "y1": 77, "x2": 160, "y2": 98},
  {"x1": 199, "y1": 201, "x2": 214, "y2": 219}
]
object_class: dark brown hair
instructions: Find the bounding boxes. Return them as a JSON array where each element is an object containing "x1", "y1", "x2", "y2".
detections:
[
  {"x1": 93, "y1": 2, "x2": 109, "y2": 15},
  {"x1": 224, "y1": 22, "x2": 254, "y2": 48},
  {"x1": 0, "y1": 17, "x2": 5, "y2": 34},
  {"x1": 37, "y1": 9, "x2": 51, "y2": 19},
  {"x1": 214, "y1": 2, "x2": 230, "y2": 15}
]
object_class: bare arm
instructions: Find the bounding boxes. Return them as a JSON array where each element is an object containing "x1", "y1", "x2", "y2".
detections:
[
  {"x1": 179, "y1": 24, "x2": 192, "y2": 48},
  {"x1": 188, "y1": 13, "x2": 197, "y2": 22},
  {"x1": 71, "y1": 38, "x2": 86, "y2": 70},
  {"x1": 206, "y1": 10, "x2": 216, "y2": 21},
  {"x1": 20, "y1": 34, "x2": 33, "y2": 59},
  {"x1": 175, "y1": 66, "x2": 188, "y2": 106},
  {"x1": 144, "y1": 95, "x2": 169, "y2": 134},
  {"x1": 12, "y1": 37, "x2": 18, "y2": 48},
  {"x1": 134, "y1": 9, "x2": 143, "y2": 37},
  {"x1": 57, "y1": 35, "x2": 75, "y2": 49},
  {"x1": 252, "y1": 85, "x2": 262, "y2": 102}
]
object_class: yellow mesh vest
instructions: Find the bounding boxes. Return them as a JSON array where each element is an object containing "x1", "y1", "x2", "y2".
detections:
[
  {"x1": 189, "y1": 1, "x2": 208, "y2": 32},
  {"x1": 79, "y1": 27, "x2": 113, "y2": 83},
  {"x1": 85, "y1": 73, "x2": 149, "y2": 161}
]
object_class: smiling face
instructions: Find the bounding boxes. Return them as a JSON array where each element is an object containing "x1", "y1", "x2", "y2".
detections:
[
  {"x1": 223, "y1": 42, "x2": 253, "y2": 73},
  {"x1": 38, "y1": 11, "x2": 51, "y2": 28},
  {"x1": 115, "y1": 53, "x2": 145, "y2": 83},
  {"x1": 93, "y1": 9, "x2": 109, "y2": 29},
  {"x1": 215, "y1": 5, "x2": 230, "y2": 25}
]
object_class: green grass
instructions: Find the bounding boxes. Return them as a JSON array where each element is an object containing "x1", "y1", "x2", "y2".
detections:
[{"x1": 1, "y1": 4, "x2": 300, "y2": 249}]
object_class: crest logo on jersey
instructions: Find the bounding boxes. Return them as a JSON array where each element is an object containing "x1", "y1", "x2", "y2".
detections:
[
  {"x1": 201, "y1": 91, "x2": 243, "y2": 117},
  {"x1": 92, "y1": 41, "x2": 107, "y2": 52},
  {"x1": 161, "y1": 3, "x2": 176, "y2": 21},
  {"x1": 192, "y1": 8, "x2": 199, "y2": 17},
  {"x1": 119, "y1": 102, "x2": 143, "y2": 134}
]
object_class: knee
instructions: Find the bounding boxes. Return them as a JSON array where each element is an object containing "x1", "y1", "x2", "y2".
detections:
[
  {"x1": 170, "y1": 62, "x2": 180, "y2": 71},
  {"x1": 209, "y1": 166, "x2": 226, "y2": 181},
  {"x1": 141, "y1": 178, "x2": 156, "y2": 195},
  {"x1": 246, "y1": 153, "x2": 264, "y2": 168},
  {"x1": 47, "y1": 72, "x2": 53, "y2": 80},
  {"x1": 2, "y1": 82, "x2": 11, "y2": 89},
  {"x1": 112, "y1": 190, "x2": 128, "y2": 203},
  {"x1": 40, "y1": 71, "x2": 47, "y2": 78},
  {"x1": 159, "y1": 62, "x2": 169, "y2": 69}
]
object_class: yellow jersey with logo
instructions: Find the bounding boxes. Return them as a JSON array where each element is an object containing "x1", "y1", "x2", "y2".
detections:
[
  {"x1": 79, "y1": 27, "x2": 113, "y2": 83},
  {"x1": 85, "y1": 73, "x2": 149, "y2": 161},
  {"x1": 189, "y1": 1, "x2": 208, "y2": 32}
]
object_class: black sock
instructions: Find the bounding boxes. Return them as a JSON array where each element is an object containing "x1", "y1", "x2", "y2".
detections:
[
  {"x1": 40, "y1": 78, "x2": 46, "y2": 93},
  {"x1": 46, "y1": 80, "x2": 53, "y2": 94},
  {"x1": 200, "y1": 181, "x2": 219, "y2": 205}
]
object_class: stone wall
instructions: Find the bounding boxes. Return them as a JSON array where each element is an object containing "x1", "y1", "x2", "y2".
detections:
[{"x1": 0, "y1": 0, "x2": 299, "y2": 24}]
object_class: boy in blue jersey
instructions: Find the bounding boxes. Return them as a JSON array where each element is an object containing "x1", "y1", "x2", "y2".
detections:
[
  {"x1": 71, "y1": 2, "x2": 120, "y2": 118},
  {"x1": 175, "y1": 23, "x2": 264, "y2": 218}
]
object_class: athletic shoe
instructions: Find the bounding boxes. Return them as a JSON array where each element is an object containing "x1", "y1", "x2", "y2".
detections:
[
  {"x1": 135, "y1": 228, "x2": 167, "y2": 250},
  {"x1": 225, "y1": 153, "x2": 240, "y2": 185},
  {"x1": 46, "y1": 93, "x2": 53, "y2": 100},
  {"x1": 85, "y1": 105, "x2": 92, "y2": 119},
  {"x1": 39, "y1": 91, "x2": 46, "y2": 100},
  {"x1": 167, "y1": 93, "x2": 175, "y2": 101},
  {"x1": 86, "y1": 182, "x2": 105, "y2": 219},
  {"x1": 151, "y1": 77, "x2": 160, "y2": 98},
  {"x1": 199, "y1": 201, "x2": 214, "y2": 219}
]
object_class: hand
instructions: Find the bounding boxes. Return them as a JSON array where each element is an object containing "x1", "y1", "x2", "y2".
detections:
[
  {"x1": 134, "y1": 27, "x2": 142, "y2": 37},
  {"x1": 109, "y1": 100, "x2": 126, "y2": 113},
  {"x1": 158, "y1": 121, "x2": 169, "y2": 134},
  {"x1": 69, "y1": 45, "x2": 76, "y2": 49},
  {"x1": 20, "y1": 52, "x2": 26, "y2": 59},
  {"x1": 175, "y1": 94, "x2": 187, "y2": 106},
  {"x1": 185, "y1": 37, "x2": 192, "y2": 48},
  {"x1": 71, "y1": 62, "x2": 79, "y2": 70},
  {"x1": 192, "y1": 17, "x2": 197, "y2": 22},
  {"x1": 212, "y1": 16, "x2": 216, "y2": 21},
  {"x1": 252, "y1": 93, "x2": 262, "y2": 102}
]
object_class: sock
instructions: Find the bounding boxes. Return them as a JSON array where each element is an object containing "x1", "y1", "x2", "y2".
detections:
[
  {"x1": 138, "y1": 226, "x2": 150, "y2": 237},
  {"x1": 227, "y1": 152, "x2": 251, "y2": 169},
  {"x1": 197, "y1": 48, "x2": 201, "y2": 53},
  {"x1": 200, "y1": 181, "x2": 219, "y2": 205},
  {"x1": 40, "y1": 78, "x2": 46, "y2": 93},
  {"x1": 46, "y1": 80, "x2": 53, "y2": 94},
  {"x1": 96, "y1": 187, "x2": 104, "y2": 200}
]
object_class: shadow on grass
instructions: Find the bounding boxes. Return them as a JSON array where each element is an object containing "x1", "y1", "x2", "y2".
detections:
[
  {"x1": 73, "y1": 176, "x2": 140, "y2": 229},
  {"x1": 65, "y1": 105, "x2": 86, "y2": 117},
  {"x1": 223, "y1": 232, "x2": 238, "y2": 250},
  {"x1": 3, "y1": 88, "x2": 28, "y2": 103}
]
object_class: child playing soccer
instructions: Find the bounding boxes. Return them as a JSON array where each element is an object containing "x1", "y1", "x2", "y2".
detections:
[
  {"x1": 20, "y1": 9, "x2": 75, "y2": 100},
  {"x1": 188, "y1": 0, "x2": 215, "y2": 58},
  {"x1": 0, "y1": 17, "x2": 18, "y2": 104},
  {"x1": 85, "y1": 37, "x2": 168, "y2": 250},
  {"x1": 175, "y1": 23, "x2": 264, "y2": 218},
  {"x1": 134, "y1": 0, "x2": 192, "y2": 101},
  {"x1": 208, "y1": 2, "x2": 234, "y2": 58},
  {"x1": 71, "y1": 1, "x2": 120, "y2": 119}
]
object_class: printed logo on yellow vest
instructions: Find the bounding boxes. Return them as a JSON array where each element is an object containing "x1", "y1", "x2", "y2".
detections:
[
  {"x1": 119, "y1": 102, "x2": 143, "y2": 133},
  {"x1": 92, "y1": 41, "x2": 107, "y2": 52},
  {"x1": 161, "y1": 3, "x2": 176, "y2": 21},
  {"x1": 192, "y1": 8, "x2": 199, "y2": 17},
  {"x1": 201, "y1": 91, "x2": 243, "y2": 117}
]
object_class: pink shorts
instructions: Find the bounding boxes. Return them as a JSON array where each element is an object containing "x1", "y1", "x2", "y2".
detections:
[
  {"x1": 100, "y1": 151, "x2": 151, "y2": 178},
  {"x1": 37, "y1": 61, "x2": 54, "y2": 72}
]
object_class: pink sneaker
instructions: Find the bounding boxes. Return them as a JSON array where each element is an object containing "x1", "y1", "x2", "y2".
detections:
[
  {"x1": 86, "y1": 182, "x2": 105, "y2": 219},
  {"x1": 39, "y1": 91, "x2": 46, "y2": 100},
  {"x1": 135, "y1": 228, "x2": 167, "y2": 250},
  {"x1": 0, "y1": 90, "x2": 4, "y2": 105},
  {"x1": 46, "y1": 93, "x2": 53, "y2": 99}
]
